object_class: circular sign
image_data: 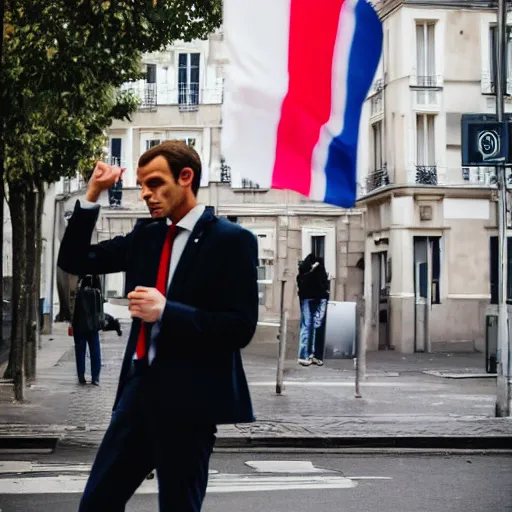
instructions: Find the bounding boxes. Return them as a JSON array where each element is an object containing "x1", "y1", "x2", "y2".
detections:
[{"x1": 478, "y1": 130, "x2": 500, "y2": 161}]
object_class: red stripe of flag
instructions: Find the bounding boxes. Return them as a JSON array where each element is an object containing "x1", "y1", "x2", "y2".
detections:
[{"x1": 271, "y1": 0, "x2": 345, "y2": 195}]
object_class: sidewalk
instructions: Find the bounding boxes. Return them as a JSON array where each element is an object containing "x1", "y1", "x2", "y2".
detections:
[{"x1": 0, "y1": 323, "x2": 511, "y2": 449}]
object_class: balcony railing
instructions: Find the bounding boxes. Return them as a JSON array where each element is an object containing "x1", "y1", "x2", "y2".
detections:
[
  {"x1": 481, "y1": 71, "x2": 512, "y2": 96},
  {"x1": 416, "y1": 165, "x2": 438, "y2": 185},
  {"x1": 241, "y1": 178, "x2": 260, "y2": 189},
  {"x1": 220, "y1": 158, "x2": 232, "y2": 184},
  {"x1": 121, "y1": 81, "x2": 224, "y2": 111},
  {"x1": 366, "y1": 166, "x2": 390, "y2": 193},
  {"x1": 370, "y1": 91, "x2": 383, "y2": 117},
  {"x1": 410, "y1": 74, "x2": 443, "y2": 88}
]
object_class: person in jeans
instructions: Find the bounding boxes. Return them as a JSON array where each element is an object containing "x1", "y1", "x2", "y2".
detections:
[
  {"x1": 297, "y1": 254, "x2": 330, "y2": 366},
  {"x1": 71, "y1": 275, "x2": 103, "y2": 386}
]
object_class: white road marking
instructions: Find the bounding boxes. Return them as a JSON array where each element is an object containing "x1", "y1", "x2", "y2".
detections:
[
  {"x1": 245, "y1": 460, "x2": 334, "y2": 473},
  {"x1": 0, "y1": 474, "x2": 357, "y2": 494},
  {"x1": 0, "y1": 461, "x2": 32, "y2": 474},
  {"x1": 347, "y1": 476, "x2": 393, "y2": 481},
  {"x1": 0, "y1": 462, "x2": 217, "y2": 475}
]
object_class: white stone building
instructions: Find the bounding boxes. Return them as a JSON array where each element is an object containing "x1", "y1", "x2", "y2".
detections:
[
  {"x1": 357, "y1": 0, "x2": 510, "y2": 353},
  {"x1": 42, "y1": 35, "x2": 365, "y2": 357}
]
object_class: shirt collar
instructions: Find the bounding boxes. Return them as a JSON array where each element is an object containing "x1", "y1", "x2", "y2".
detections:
[{"x1": 166, "y1": 204, "x2": 206, "y2": 232}]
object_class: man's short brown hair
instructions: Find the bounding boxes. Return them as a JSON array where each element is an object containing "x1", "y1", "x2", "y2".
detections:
[{"x1": 138, "y1": 140, "x2": 202, "y2": 195}]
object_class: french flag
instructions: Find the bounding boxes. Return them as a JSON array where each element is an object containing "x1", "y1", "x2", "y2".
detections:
[{"x1": 221, "y1": 0, "x2": 383, "y2": 207}]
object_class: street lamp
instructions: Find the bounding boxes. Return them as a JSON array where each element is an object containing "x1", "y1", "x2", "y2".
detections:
[{"x1": 495, "y1": 0, "x2": 511, "y2": 417}]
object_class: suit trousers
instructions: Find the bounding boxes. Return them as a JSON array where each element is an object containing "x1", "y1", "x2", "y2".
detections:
[{"x1": 79, "y1": 367, "x2": 217, "y2": 512}]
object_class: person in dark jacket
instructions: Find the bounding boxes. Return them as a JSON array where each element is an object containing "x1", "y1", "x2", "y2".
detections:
[
  {"x1": 58, "y1": 141, "x2": 258, "y2": 512},
  {"x1": 71, "y1": 275, "x2": 103, "y2": 386},
  {"x1": 296, "y1": 254, "x2": 330, "y2": 366}
]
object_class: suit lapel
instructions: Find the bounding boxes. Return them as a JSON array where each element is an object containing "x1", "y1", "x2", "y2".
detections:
[{"x1": 168, "y1": 209, "x2": 216, "y2": 300}]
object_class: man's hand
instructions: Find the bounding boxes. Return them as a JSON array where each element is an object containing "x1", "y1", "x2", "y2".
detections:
[
  {"x1": 128, "y1": 286, "x2": 166, "y2": 323},
  {"x1": 85, "y1": 161, "x2": 123, "y2": 202}
]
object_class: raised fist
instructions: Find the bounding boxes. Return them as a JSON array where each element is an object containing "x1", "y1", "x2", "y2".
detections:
[{"x1": 86, "y1": 162, "x2": 122, "y2": 202}]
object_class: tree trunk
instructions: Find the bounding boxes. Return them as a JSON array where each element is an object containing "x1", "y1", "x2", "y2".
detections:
[
  {"x1": 36, "y1": 182, "x2": 45, "y2": 349},
  {"x1": 0, "y1": 170, "x2": 4, "y2": 352},
  {"x1": 24, "y1": 188, "x2": 37, "y2": 382},
  {"x1": 4, "y1": 182, "x2": 27, "y2": 401}
]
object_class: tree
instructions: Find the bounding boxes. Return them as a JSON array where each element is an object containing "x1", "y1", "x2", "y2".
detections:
[{"x1": 1, "y1": 0, "x2": 222, "y2": 398}]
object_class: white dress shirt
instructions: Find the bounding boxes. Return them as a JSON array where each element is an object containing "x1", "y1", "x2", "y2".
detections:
[{"x1": 79, "y1": 199, "x2": 206, "y2": 361}]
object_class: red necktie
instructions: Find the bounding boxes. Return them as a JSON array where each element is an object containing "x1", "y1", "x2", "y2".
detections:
[{"x1": 135, "y1": 224, "x2": 178, "y2": 359}]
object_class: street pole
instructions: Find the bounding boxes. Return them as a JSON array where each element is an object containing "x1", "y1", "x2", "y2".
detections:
[
  {"x1": 0, "y1": 0, "x2": 5, "y2": 351},
  {"x1": 495, "y1": 0, "x2": 511, "y2": 417}
]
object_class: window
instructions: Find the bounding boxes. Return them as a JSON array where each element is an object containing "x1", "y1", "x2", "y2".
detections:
[
  {"x1": 372, "y1": 121, "x2": 383, "y2": 171},
  {"x1": 146, "y1": 139, "x2": 161, "y2": 151},
  {"x1": 178, "y1": 53, "x2": 200, "y2": 106},
  {"x1": 416, "y1": 22, "x2": 436, "y2": 85},
  {"x1": 414, "y1": 236, "x2": 441, "y2": 305},
  {"x1": 257, "y1": 257, "x2": 273, "y2": 306},
  {"x1": 416, "y1": 114, "x2": 435, "y2": 166},
  {"x1": 489, "y1": 236, "x2": 512, "y2": 304},
  {"x1": 302, "y1": 227, "x2": 336, "y2": 278},
  {"x1": 110, "y1": 138, "x2": 122, "y2": 167},
  {"x1": 489, "y1": 25, "x2": 512, "y2": 94},
  {"x1": 311, "y1": 235, "x2": 325, "y2": 261},
  {"x1": 177, "y1": 137, "x2": 196, "y2": 148},
  {"x1": 146, "y1": 64, "x2": 157, "y2": 84}
]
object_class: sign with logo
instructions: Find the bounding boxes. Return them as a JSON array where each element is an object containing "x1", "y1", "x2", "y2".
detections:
[{"x1": 461, "y1": 114, "x2": 511, "y2": 166}]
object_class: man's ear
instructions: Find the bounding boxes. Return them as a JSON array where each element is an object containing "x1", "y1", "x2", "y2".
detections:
[{"x1": 179, "y1": 167, "x2": 194, "y2": 187}]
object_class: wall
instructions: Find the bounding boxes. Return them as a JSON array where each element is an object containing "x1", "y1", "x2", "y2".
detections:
[
  {"x1": 358, "y1": 6, "x2": 512, "y2": 192},
  {"x1": 363, "y1": 187, "x2": 497, "y2": 353}
]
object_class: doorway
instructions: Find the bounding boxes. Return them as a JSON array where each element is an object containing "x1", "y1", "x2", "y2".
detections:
[
  {"x1": 371, "y1": 251, "x2": 390, "y2": 349},
  {"x1": 413, "y1": 236, "x2": 441, "y2": 352}
]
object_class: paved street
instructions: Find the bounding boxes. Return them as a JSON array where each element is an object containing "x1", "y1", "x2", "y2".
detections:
[
  {"x1": 0, "y1": 322, "x2": 511, "y2": 445},
  {"x1": 0, "y1": 451, "x2": 511, "y2": 511}
]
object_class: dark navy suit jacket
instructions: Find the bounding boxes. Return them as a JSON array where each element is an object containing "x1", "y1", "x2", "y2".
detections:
[{"x1": 58, "y1": 201, "x2": 259, "y2": 425}]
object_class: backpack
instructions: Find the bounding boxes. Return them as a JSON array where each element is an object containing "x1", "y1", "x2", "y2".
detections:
[{"x1": 73, "y1": 275, "x2": 104, "y2": 334}]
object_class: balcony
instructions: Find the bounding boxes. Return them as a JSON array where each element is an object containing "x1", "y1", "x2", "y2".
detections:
[
  {"x1": 481, "y1": 71, "x2": 512, "y2": 96},
  {"x1": 410, "y1": 74, "x2": 443, "y2": 89},
  {"x1": 416, "y1": 165, "x2": 438, "y2": 186},
  {"x1": 369, "y1": 77, "x2": 385, "y2": 118},
  {"x1": 120, "y1": 81, "x2": 224, "y2": 112},
  {"x1": 366, "y1": 166, "x2": 390, "y2": 193},
  {"x1": 107, "y1": 157, "x2": 126, "y2": 208}
]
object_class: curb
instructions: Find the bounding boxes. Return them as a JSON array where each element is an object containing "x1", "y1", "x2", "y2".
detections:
[
  {"x1": 212, "y1": 436, "x2": 512, "y2": 450},
  {"x1": 28, "y1": 434, "x2": 512, "y2": 452},
  {"x1": 0, "y1": 436, "x2": 59, "y2": 453}
]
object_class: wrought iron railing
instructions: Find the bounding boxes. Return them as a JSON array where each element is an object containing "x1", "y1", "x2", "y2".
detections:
[
  {"x1": 410, "y1": 74, "x2": 443, "y2": 88},
  {"x1": 220, "y1": 158, "x2": 231, "y2": 184},
  {"x1": 416, "y1": 165, "x2": 438, "y2": 185},
  {"x1": 121, "y1": 81, "x2": 223, "y2": 110},
  {"x1": 241, "y1": 178, "x2": 260, "y2": 189},
  {"x1": 370, "y1": 91, "x2": 383, "y2": 116},
  {"x1": 481, "y1": 71, "x2": 512, "y2": 96},
  {"x1": 366, "y1": 167, "x2": 390, "y2": 193}
]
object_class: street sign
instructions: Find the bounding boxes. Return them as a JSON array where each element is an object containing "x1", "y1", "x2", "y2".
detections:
[{"x1": 461, "y1": 114, "x2": 511, "y2": 166}]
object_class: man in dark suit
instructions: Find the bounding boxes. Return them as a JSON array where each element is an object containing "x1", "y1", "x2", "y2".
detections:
[{"x1": 58, "y1": 140, "x2": 259, "y2": 511}]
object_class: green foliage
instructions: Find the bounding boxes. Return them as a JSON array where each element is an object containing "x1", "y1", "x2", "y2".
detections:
[{"x1": 1, "y1": 0, "x2": 222, "y2": 186}]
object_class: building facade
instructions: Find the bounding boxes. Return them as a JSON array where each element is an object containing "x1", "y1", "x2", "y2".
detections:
[
  {"x1": 357, "y1": 0, "x2": 510, "y2": 352},
  {"x1": 44, "y1": 35, "x2": 365, "y2": 357}
]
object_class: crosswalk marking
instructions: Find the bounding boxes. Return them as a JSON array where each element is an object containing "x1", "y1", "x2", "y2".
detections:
[
  {"x1": 0, "y1": 473, "x2": 357, "y2": 494},
  {"x1": 245, "y1": 460, "x2": 334, "y2": 473},
  {"x1": 0, "y1": 460, "x2": 391, "y2": 494}
]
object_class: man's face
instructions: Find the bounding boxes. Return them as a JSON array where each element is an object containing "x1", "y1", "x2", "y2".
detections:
[{"x1": 137, "y1": 155, "x2": 189, "y2": 219}]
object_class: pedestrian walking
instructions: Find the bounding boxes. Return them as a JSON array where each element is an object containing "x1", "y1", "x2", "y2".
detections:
[
  {"x1": 297, "y1": 254, "x2": 330, "y2": 366},
  {"x1": 58, "y1": 140, "x2": 259, "y2": 511},
  {"x1": 70, "y1": 274, "x2": 104, "y2": 386}
]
